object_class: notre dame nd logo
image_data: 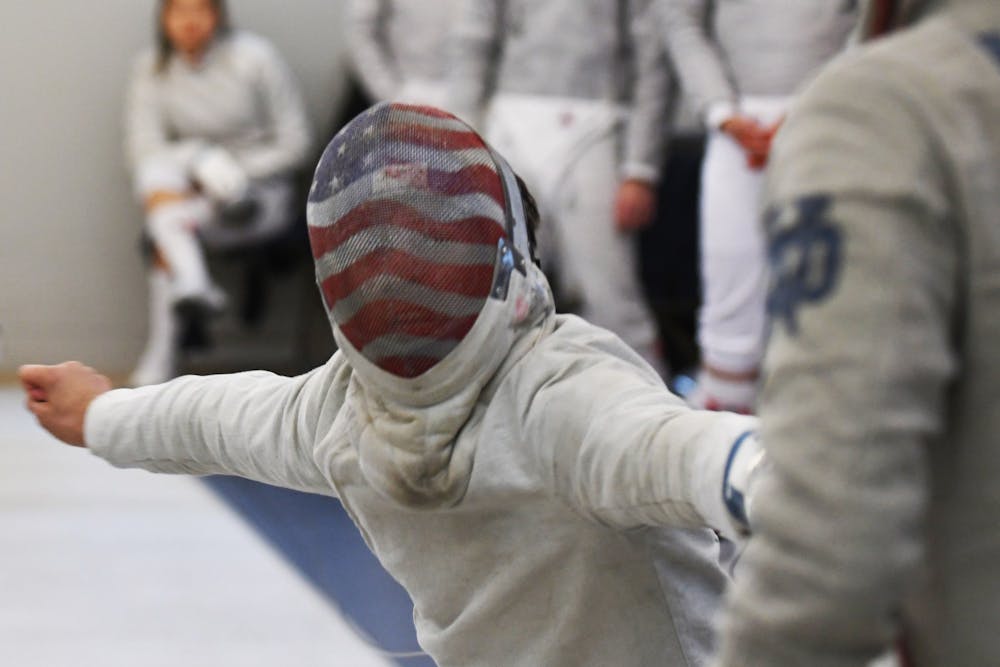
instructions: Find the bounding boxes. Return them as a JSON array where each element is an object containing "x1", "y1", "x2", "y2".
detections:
[{"x1": 765, "y1": 195, "x2": 843, "y2": 336}]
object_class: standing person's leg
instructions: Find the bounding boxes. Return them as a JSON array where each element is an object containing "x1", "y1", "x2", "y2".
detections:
[
  {"x1": 693, "y1": 130, "x2": 768, "y2": 412},
  {"x1": 554, "y1": 132, "x2": 666, "y2": 376}
]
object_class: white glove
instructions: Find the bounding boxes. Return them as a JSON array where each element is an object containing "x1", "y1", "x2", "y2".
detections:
[{"x1": 192, "y1": 147, "x2": 249, "y2": 204}]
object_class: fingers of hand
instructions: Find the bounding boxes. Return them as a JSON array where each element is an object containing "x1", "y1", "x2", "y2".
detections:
[
  {"x1": 615, "y1": 183, "x2": 654, "y2": 231},
  {"x1": 19, "y1": 364, "x2": 55, "y2": 392}
]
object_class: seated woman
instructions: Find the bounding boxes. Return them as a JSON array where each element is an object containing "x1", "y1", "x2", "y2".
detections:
[{"x1": 125, "y1": 0, "x2": 312, "y2": 386}]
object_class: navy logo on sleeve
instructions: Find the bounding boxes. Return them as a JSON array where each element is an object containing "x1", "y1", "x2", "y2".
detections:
[
  {"x1": 978, "y1": 33, "x2": 1000, "y2": 71},
  {"x1": 765, "y1": 195, "x2": 843, "y2": 336}
]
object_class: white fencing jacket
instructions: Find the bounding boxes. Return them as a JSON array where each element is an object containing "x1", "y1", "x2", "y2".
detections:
[
  {"x1": 84, "y1": 260, "x2": 755, "y2": 665},
  {"x1": 125, "y1": 31, "x2": 311, "y2": 196}
]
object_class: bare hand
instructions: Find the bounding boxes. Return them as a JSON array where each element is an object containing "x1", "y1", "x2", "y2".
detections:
[
  {"x1": 19, "y1": 362, "x2": 113, "y2": 447},
  {"x1": 721, "y1": 115, "x2": 772, "y2": 171},
  {"x1": 614, "y1": 179, "x2": 657, "y2": 232}
]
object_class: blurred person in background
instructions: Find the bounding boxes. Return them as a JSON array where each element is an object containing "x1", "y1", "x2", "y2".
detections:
[
  {"x1": 713, "y1": 0, "x2": 1000, "y2": 664},
  {"x1": 448, "y1": 0, "x2": 672, "y2": 376},
  {"x1": 658, "y1": 0, "x2": 857, "y2": 412},
  {"x1": 640, "y1": 40, "x2": 709, "y2": 391},
  {"x1": 126, "y1": 0, "x2": 311, "y2": 386},
  {"x1": 347, "y1": 0, "x2": 462, "y2": 108}
]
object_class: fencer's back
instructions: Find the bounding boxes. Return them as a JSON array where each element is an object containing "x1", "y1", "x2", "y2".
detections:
[
  {"x1": 915, "y1": 4, "x2": 1000, "y2": 663},
  {"x1": 744, "y1": 2, "x2": 1000, "y2": 664}
]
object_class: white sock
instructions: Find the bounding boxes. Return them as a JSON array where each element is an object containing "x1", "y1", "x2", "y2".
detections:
[{"x1": 690, "y1": 371, "x2": 758, "y2": 412}]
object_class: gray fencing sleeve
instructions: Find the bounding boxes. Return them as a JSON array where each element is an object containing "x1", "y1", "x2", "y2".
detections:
[
  {"x1": 659, "y1": 0, "x2": 736, "y2": 126},
  {"x1": 85, "y1": 359, "x2": 352, "y2": 498},
  {"x1": 621, "y1": 0, "x2": 671, "y2": 182},
  {"x1": 447, "y1": 0, "x2": 503, "y2": 127},
  {"x1": 348, "y1": 0, "x2": 401, "y2": 101},
  {"x1": 236, "y1": 40, "x2": 313, "y2": 179}
]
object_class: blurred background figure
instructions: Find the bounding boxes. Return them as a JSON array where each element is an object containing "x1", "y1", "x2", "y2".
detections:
[
  {"x1": 658, "y1": 0, "x2": 857, "y2": 411},
  {"x1": 126, "y1": 0, "x2": 311, "y2": 386},
  {"x1": 348, "y1": 0, "x2": 462, "y2": 108},
  {"x1": 448, "y1": 0, "x2": 671, "y2": 376},
  {"x1": 640, "y1": 44, "x2": 708, "y2": 392}
]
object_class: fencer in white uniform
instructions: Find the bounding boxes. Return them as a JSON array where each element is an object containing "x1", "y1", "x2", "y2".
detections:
[
  {"x1": 22, "y1": 103, "x2": 766, "y2": 667},
  {"x1": 658, "y1": 0, "x2": 857, "y2": 410},
  {"x1": 125, "y1": 2, "x2": 311, "y2": 386},
  {"x1": 347, "y1": 0, "x2": 461, "y2": 107},
  {"x1": 449, "y1": 0, "x2": 671, "y2": 374},
  {"x1": 713, "y1": 0, "x2": 1000, "y2": 664}
]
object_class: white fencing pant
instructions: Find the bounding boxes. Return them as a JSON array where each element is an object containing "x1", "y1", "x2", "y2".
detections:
[
  {"x1": 135, "y1": 177, "x2": 295, "y2": 384},
  {"x1": 698, "y1": 97, "x2": 789, "y2": 375},
  {"x1": 485, "y1": 94, "x2": 663, "y2": 373}
]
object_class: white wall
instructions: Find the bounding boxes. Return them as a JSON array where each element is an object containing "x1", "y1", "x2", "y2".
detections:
[{"x1": 0, "y1": 0, "x2": 348, "y2": 374}]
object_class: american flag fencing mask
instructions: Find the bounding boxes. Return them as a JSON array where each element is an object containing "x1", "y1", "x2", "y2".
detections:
[{"x1": 306, "y1": 103, "x2": 531, "y2": 380}]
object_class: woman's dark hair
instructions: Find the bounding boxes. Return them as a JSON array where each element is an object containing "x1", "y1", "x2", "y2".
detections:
[{"x1": 155, "y1": 0, "x2": 232, "y2": 73}]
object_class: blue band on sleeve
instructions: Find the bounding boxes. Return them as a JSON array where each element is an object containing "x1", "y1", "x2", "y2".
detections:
[{"x1": 722, "y1": 430, "x2": 756, "y2": 531}]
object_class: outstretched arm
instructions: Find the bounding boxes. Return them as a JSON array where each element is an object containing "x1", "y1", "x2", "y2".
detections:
[
  {"x1": 20, "y1": 358, "x2": 350, "y2": 497},
  {"x1": 520, "y1": 329, "x2": 759, "y2": 540}
]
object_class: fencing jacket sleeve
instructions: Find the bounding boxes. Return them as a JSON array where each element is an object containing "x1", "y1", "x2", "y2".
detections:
[
  {"x1": 447, "y1": 0, "x2": 504, "y2": 126},
  {"x1": 348, "y1": 0, "x2": 402, "y2": 101},
  {"x1": 622, "y1": 0, "x2": 672, "y2": 182},
  {"x1": 84, "y1": 357, "x2": 349, "y2": 497},
  {"x1": 520, "y1": 318, "x2": 757, "y2": 535},
  {"x1": 659, "y1": 0, "x2": 736, "y2": 127},
  {"x1": 233, "y1": 36, "x2": 312, "y2": 180}
]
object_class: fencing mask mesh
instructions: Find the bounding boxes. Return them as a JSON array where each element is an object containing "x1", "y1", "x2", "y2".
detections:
[{"x1": 307, "y1": 102, "x2": 527, "y2": 379}]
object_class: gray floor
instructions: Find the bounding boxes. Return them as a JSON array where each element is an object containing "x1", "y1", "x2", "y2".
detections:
[{"x1": 0, "y1": 387, "x2": 392, "y2": 667}]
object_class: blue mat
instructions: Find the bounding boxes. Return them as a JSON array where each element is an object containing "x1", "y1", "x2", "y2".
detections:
[{"x1": 203, "y1": 476, "x2": 435, "y2": 666}]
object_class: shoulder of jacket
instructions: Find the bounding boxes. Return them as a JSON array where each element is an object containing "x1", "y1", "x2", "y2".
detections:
[
  {"x1": 799, "y1": 18, "x2": 977, "y2": 127},
  {"x1": 527, "y1": 315, "x2": 653, "y2": 381}
]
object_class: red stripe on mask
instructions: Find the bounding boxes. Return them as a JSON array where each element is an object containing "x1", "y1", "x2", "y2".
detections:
[
  {"x1": 339, "y1": 299, "x2": 478, "y2": 350},
  {"x1": 309, "y1": 201, "x2": 505, "y2": 260}
]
